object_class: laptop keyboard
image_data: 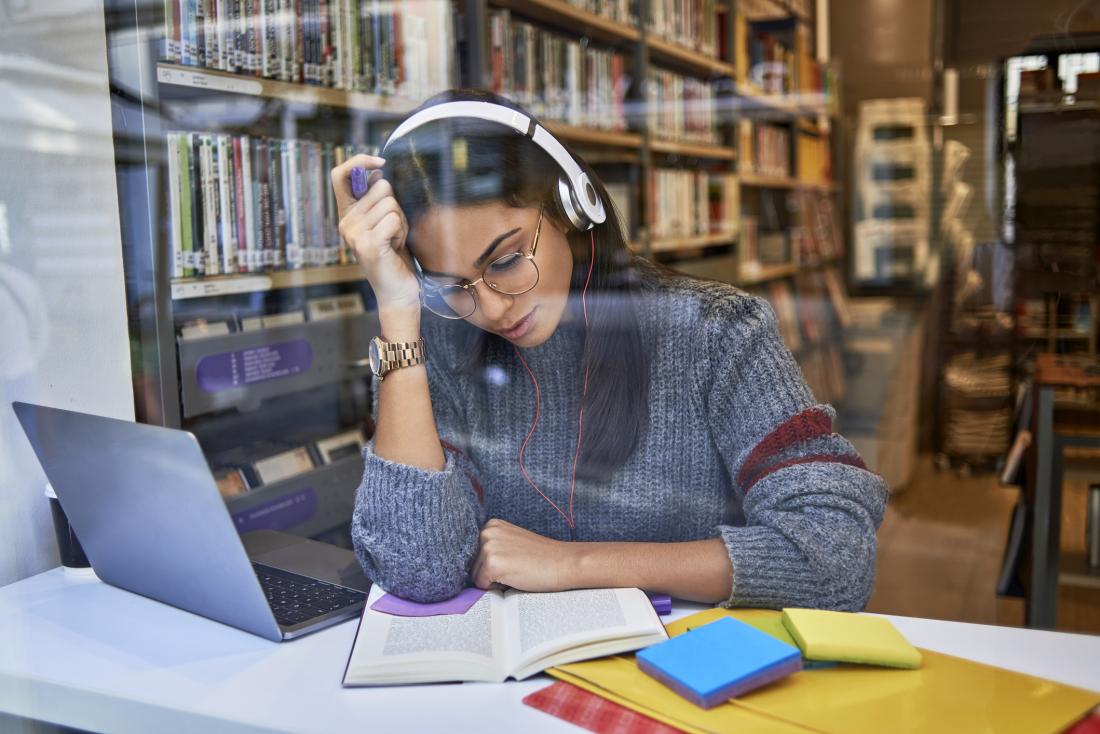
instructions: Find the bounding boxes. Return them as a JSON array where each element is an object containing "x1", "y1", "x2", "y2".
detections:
[{"x1": 254, "y1": 564, "x2": 367, "y2": 628}]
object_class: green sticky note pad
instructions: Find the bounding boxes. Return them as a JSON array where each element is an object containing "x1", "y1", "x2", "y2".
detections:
[{"x1": 781, "y1": 608, "x2": 923, "y2": 669}]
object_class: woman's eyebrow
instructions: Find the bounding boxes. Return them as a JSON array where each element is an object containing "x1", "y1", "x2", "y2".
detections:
[{"x1": 421, "y1": 226, "x2": 523, "y2": 279}]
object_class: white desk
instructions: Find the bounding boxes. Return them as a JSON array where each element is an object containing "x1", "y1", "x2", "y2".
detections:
[{"x1": 1, "y1": 569, "x2": 1098, "y2": 734}]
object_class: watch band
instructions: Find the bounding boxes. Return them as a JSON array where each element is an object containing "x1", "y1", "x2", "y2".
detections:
[{"x1": 381, "y1": 338, "x2": 425, "y2": 372}]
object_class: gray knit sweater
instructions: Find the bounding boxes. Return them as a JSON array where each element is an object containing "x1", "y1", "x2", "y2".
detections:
[{"x1": 352, "y1": 257, "x2": 888, "y2": 611}]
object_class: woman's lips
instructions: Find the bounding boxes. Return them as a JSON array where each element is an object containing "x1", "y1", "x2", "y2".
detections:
[{"x1": 501, "y1": 308, "x2": 537, "y2": 340}]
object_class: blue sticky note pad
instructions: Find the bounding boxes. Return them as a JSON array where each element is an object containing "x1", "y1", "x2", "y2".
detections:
[{"x1": 636, "y1": 617, "x2": 802, "y2": 709}]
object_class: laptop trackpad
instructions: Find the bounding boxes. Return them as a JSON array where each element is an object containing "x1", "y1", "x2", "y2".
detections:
[{"x1": 243, "y1": 530, "x2": 371, "y2": 592}]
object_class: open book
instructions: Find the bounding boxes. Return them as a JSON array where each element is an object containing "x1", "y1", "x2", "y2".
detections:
[{"x1": 343, "y1": 585, "x2": 668, "y2": 685}]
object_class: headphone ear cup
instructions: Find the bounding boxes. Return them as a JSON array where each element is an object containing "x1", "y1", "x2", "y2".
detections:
[{"x1": 555, "y1": 175, "x2": 592, "y2": 232}]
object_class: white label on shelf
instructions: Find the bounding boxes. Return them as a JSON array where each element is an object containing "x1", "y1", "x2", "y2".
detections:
[
  {"x1": 157, "y1": 66, "x2": 264, "y2": 96},
  {"x1": 171, "y1": 275, "x2": 274, "y2": 300}
]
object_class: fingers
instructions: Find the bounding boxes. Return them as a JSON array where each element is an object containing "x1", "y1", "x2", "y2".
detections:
[
  {"x1": 471, "y1": 519, "x2": 507, "y2": 589},
  {"x1": 330, "y1": 153, "x2": 386, "y2": 213}
]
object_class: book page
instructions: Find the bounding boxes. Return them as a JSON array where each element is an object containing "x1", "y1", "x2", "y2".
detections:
[
  {"x1": 343, "y1": 586, "x2": 509, "y2": 685},
  {"x1": 504, "y1": 588, "x2": 667, "y2": 678}
]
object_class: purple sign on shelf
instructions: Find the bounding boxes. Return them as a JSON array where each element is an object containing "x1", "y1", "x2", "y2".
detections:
[
  {"x1": 231, "y1": 488, "x2": 318, "y2": 534},
  {"x1": 196, "y1": 340, "x2": 313, "y2": 393}
]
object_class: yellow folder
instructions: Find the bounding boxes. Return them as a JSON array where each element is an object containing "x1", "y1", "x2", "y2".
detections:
[{"x1": 548, "y1": 608, "x2": 1100, "y2": 734}]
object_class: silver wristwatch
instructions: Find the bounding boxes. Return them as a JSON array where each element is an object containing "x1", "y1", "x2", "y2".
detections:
[{"x1": 368, "y1": 336, "x2": 425, "y2": 380}]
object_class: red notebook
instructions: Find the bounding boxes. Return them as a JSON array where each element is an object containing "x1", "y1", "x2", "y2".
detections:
[{"x1": 523, "y1": 681, "x2": 683, "y2": 734}]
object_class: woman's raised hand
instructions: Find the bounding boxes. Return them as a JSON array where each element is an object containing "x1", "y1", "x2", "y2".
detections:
[{"x1": 330, "y1": 154, "x2": 421, "y2": 313}]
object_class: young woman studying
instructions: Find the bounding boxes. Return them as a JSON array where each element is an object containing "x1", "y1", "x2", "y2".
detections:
[{"x1": 330, "y1": 89, "x2": 888, "y2": 611}]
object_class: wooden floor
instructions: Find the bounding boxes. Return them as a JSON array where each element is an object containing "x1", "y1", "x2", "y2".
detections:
[
  {"x1": 866, "y1": 456, "x2": 1026, "y2": 626},
  {"x1": 868, "y1": 455, "x2": 1100, "y2": 633}
]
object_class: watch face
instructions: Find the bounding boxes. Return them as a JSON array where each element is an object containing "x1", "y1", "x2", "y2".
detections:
[{"x1": 369, "y1": 338, "x2": 383, "y2": 376}]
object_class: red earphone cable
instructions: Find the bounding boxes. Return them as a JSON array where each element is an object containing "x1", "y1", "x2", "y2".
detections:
[{"x1": 513, "y1": 228, "x2": 596, "y2": 536}]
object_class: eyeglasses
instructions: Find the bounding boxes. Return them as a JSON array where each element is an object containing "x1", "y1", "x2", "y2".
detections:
[{"x1": 411, "y1": 205, "x2": 544, "y2": 320}]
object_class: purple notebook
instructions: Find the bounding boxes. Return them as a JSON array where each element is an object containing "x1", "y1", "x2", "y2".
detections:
[
  {"x1": 646, "y1": 592, "x2": 673, "y2": 615},
  {"x1": 370, "y1": 587, "x2": 486, "y2": 617}
]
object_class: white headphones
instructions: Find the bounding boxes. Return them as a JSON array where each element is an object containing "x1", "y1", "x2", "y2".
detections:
[{"x1": 381, "y1": 100, "x2": 607, "y2": 232}]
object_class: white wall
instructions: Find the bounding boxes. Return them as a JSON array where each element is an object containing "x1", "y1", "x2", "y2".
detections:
[{"x1": 0, "y1": 0, "x2": 135, "y2": 587}]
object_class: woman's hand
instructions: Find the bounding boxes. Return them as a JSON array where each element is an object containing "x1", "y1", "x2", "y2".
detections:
[
  {"x1": 471, "y1": 518, "x2": 579, "y2": 593},
  {"x1": 330, "y1": 153, "x2": 421, "y2": 313}
]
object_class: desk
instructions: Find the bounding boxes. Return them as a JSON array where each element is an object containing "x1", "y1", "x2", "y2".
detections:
[{"x1": 2, "y1": 569, "x2": 1099, "y2": 734}]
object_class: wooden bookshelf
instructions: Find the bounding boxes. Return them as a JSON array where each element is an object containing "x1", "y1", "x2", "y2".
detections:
[
  {"x1": 545, "y1": 122, "x2": 643, "y2": 149},
  {"x1": 646, "y1": 35, "x2": 737, "y2": 78},
  {"x1": 648, "y1": 232, "x2": 737, "y2": 252},
  {"x1": 487, "y1": 0, "x2": 639, "y2": 46},
  {"x1": 156, "y1": 63, "x2": 420, "y2": 114},
  {"x1": 737, "y1": 261, "x2": 799, "y2": 285},
  {"x1": 171, "y1": 264, "x2": 366, "y2": 300},
  {"x1": 650, "y1": 138, "x2": 735, "y2": 160},
  {"x1": 734, "y1": 82, "x2": 830, "y2": 117},
  {"x1": 740, "y1": 173, "x2": 837, "y2": 192}
]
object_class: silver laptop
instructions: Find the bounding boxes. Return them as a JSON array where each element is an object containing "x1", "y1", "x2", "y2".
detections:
[{"x1": 13, "y1": 401, "x2": 371, "y2": 642}]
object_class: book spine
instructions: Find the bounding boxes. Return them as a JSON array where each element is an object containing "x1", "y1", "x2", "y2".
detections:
[
  {"x1": 166, "y1": 133, "x2": 184, "y2": 279},
  {"x1": 332, "y1": 0, "x2": 344, "y2": 89},
  {"x1": 232, "y1": 136, "x2": 248, "y2": 272},
  {"x1": 199, "y1": 135, "x2": 218, "y2": 275},
  {"x1": 189, "y1": 134, "x2": 204, "y2": 275},
  {"x1": 178, "y1": 134, "x2": 195, "y2": 277},
  {"x1": 272, "y1": 139, "x2": 287, "y2": 269},
  {"x1": 259, "y1": 139, "x2": 274, "y2": 269},
  {"x1": 216, "y1": 135, "x2": 235, "y2": 274},
  {"x1": 240, "y1": 136, "x2": 256, "y2": 272},
  {"x1": 164, "y1": 0, "x2": 181, "y2": 61}
]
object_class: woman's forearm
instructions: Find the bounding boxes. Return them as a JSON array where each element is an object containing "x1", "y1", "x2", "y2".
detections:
[
  {"x1": 571, "y1": 538, "x2": 733, "y2": 604},
  {"x1": 372, "y1": 307, "x2": 446, "y2": 471}
]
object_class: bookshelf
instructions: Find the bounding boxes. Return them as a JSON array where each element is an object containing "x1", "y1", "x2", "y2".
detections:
[{"x1": 103, "y1": 0, "x2": 848, "y2": 542}]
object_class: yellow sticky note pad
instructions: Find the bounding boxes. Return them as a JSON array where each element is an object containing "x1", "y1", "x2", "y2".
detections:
[{"x1": 781, "y1": 608, "x2": 922, "y2": 669}]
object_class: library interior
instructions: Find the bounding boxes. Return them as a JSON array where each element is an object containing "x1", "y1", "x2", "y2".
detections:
[{"x1": 2, "y1": 0, "x2": 1100, "y2": 731}]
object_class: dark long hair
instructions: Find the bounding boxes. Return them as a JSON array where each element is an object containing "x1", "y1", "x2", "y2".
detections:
[{"x1": 381, "y1": 88, "x2": 649, "y2": 481}]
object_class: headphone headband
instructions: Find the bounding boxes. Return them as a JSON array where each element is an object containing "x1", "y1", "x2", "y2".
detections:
[{"x1": 381, "y1": 100, "x2": 606, "y2": 230}]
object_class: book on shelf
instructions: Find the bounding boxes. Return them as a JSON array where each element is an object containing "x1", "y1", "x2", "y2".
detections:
[
  {"x1": 488, "y1": 9, "x2": 627, "y2": 131},
  {"x1": 646, "y1": 67, "x2": 720, "y2": 145},
  {"x1": 162, "y1": 0, "x2": 454, "y2": 99},
  {"x1": 766, "y1": 281, "x2": 801, "y2": 352},
  {"x1": 648, "y1": 169, "x2": 738, "y2": 240},
  {"x1": 166, "y1": 131, "x2": 374, "y2": 281},
  {"x1": 558, "y1": 0, "x2": 639, "y2": 26},
  {"x1": 253, "y1": 445, "x2": 316, "y2": 485},
  {"x1": 797, "y1": 133, "x2": 832, "y2": 185},
  {"x1": 647, "y1": 0, "x2": 720, "y2": 57},
  {"x1": 739, "y1": 120, "x2": 790, "y2": 178},
  {"x1": 343, "y1": 586, "x2": 667, "y2": 685}
]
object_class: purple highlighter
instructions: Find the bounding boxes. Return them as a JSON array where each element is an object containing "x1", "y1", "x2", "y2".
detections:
[{"x1": 350, "y1": 166, "x2": 370, "y2": 199}]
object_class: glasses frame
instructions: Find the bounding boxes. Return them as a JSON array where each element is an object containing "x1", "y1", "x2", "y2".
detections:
[{"x1": 410, "y1": 204, "x2": 545, "y2": 320}]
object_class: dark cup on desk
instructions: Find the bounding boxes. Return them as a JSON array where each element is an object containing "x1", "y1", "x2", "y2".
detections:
[{"x1": 45, "y1": 482, "x2": 90, "y2": 570}]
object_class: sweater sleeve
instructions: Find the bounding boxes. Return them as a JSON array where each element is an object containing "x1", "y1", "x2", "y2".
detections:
[
  {"x1": 350, "y1": 354, "x2": 488, "y2": 603},
  {"x1": 697, "y1": 292, "x2": 888, "y2": 612}
]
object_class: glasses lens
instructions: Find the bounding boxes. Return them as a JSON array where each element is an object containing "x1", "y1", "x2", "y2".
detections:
[
  {"x1": 485, "y1": 254, "x2": 539, "y2": 295},
  {"x1": 422, "y1": 283, "x2": 476, "y2": 319}
]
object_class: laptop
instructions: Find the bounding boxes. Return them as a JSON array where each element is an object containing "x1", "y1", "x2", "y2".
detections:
[{"x1": 12, "y1": 401, "x2": 372, "y2": 642}]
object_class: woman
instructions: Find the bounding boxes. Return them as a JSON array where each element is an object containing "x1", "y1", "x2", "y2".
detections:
[{"x1": 331, "y1": 88, "x2": 887, "y2": 610}]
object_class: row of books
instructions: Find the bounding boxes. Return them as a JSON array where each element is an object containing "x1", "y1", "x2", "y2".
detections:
[
  {"x1": 161, "y1": 0, "x2": 455, "y2": 99},
  {"x1": 560, "y1": 0, "x2": 638, "y2": 26},
  {"x1": 744, "y1": 23, "x2": 795, "y2": 95},
  {"x1": 645, "y1": 68, "x2": 721, "y2": 145},
  {"x1": 790, "y1": 190, "x2": 843, "y2": 263},
  {"x1": 177, "y1": 293, "x2": 366, "y2": 340},
  {"x1": 488, "y1": 10, "x2": 628, "y2": 131},
  {"x1": 647, "y1": 169, "x2": 739, "y2": 240},
  {"x1": 738, "y1": 120, "x2": 791, "y2": 178},
  {"x1": 166, "y1": 131, "x2": 373, "y2": 279},
  {"x1": 647, "y1": 0, "x2": 721, "y2": 58},
  {"x1": 213, "y1": 426, "x2": 367, "y2": 498},
  {"x1": 739, "y1": 0, "x2": 792, "y2": 21}
]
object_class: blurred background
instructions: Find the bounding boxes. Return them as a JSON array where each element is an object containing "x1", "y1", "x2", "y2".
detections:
[{"x1": 1, "y1": 0, "x2": 1098, "y2": 635}]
